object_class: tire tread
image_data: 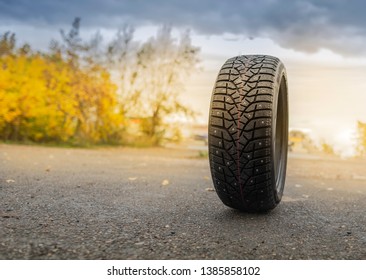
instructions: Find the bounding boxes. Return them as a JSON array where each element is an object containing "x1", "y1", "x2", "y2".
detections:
[{"x1": 208, "y1": 55, "x2": 281, "y2": 212}]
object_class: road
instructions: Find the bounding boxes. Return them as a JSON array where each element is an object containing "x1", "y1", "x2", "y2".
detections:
[{"x1": 0, "y1": 144, "x2": 365, "y2": 259}]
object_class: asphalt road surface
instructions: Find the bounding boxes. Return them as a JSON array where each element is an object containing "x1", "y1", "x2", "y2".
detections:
[{"x1": 0, "y1": 144, "x2": 365, "y2": 259}]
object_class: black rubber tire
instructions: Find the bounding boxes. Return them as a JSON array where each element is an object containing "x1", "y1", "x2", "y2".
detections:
[{"x1": 208, "y1": 55, "x2": 288, "y2": 212}]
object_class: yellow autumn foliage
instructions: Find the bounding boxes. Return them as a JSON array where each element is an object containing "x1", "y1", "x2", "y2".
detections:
[
  {"x1": 0, "y1": 20, "x2": 200, "y2": 146},
  {"x1": 0, "y1": 49, "x2": 123, "y2": 144}
]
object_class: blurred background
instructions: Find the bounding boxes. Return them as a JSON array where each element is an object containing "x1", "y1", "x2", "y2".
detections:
[{"x1": 1, "y1": 0, "x2": 366, "y2": 158}]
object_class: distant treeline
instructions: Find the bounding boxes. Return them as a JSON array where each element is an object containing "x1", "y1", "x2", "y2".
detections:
[{"x1": 0, "y1": 18, "x2": 200, "y2": 146}]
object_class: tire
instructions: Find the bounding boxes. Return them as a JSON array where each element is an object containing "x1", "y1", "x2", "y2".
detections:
[{"x1": 208, "y1": 55, "x2": 288, "y2": 212}]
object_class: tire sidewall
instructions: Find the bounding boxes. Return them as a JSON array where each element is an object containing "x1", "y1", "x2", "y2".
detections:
[{"x1": 271, "y1": 61, "x2": 288, "y2": 203}]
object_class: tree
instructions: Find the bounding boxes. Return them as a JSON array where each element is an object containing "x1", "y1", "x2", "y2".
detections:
[
  {"x1": 57, "y1": 18, "x2": 124, "y2": 144},
  {"x1": 356, "y1": 121, "x2": 366, "y2": 157},
  {"x1": 107, "y1": 25, "x2": 200, "y2": 145},
  {"x1": 0, "y1": 20, "x2": 124, "y2": 144},
  {"x1": 0, "y1": 32, "x2": 16, "y2": 57},
  {"x1": 0, "y1": 19, "x2": 200, "y2": 146},
  {"x1": 288, "y1": 129, "x2": 318, "y2": 153},
  {"x1": 321, "y1": 141, "x2": 336, "y2": 156}
]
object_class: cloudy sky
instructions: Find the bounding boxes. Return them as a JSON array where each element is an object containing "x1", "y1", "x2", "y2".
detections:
[{"x1": 1, "y1": 0, "x2": 366, "y2": 155}]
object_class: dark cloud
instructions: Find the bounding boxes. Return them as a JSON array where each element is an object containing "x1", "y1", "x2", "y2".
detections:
[{"x1": 1, "y1": 0, "x2": 366, "y2": 56}]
